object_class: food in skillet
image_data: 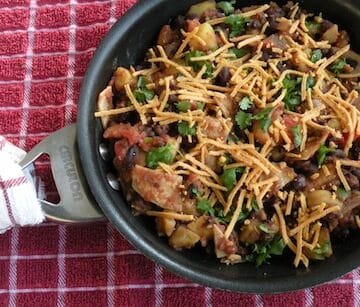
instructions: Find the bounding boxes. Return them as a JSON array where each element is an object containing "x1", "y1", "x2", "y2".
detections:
[{"x1": 95, "y1": 0, "x2": 360, "y2": 267}]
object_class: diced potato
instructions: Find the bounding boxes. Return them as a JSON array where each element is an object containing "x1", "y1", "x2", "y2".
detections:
[
  {"x1": 187, "y1": 0, "x2": 216, "y2": 18},
  {"x1": 322, "y1": 25, "x2": 339, "y2": 44},
  {"x1": 239, "y1": 219, "x2": 261, "y2": 244},
  {"x1": 306, "y1": 190, "x2": 342, "y2": 208},
  {"x1": 114, "y1": 67, "x2": 133, "y2": 91},
  {"x1": 213, "y1": 224, "x2": 238, "y2": 258},
  {"x1": 156, "y1": 217, "x2": 176, "y2": 237},
  {"x1": 253, "y1": 121, "x2": 271, "y2": 145},
  {"x1": 213, "y1": 224, "x2": 227, "y2": 258},
  {"x1": 169, "y1": 225, "x2": 200, "y2": 250},
  {"x1": 189, "y1": 22, "x2": 218, "y2": 51},
  {"x1": 187, "y1": 216, "x2": 213, "y2": 246}
]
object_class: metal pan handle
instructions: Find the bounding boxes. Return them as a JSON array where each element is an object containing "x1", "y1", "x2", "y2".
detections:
[{"x1": 19, "y1": 124, "x2": 105, "y2": 223}]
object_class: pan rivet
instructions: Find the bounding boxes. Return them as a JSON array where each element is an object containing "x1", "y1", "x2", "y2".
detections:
[
  {"x1": 99, "y1": 143, "x2": 110, "y2": 161},
  {"x1": 107, "y1": 173, "x2": 119, "y2": 190}
]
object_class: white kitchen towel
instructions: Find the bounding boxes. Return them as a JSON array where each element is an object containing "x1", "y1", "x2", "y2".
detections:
[{"x1": 0, "y1": 136, "x2": 45, "y2": 234}]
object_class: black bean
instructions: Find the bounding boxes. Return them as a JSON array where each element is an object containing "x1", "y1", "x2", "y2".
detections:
[
  {"x1": 249, "y1": 19, "x2": 261, "y2": 29},
  {"x1": 215, "y1": 67, "x2": 231, "y2": 86},
  {"x1": 347, "y1": 58, "x2": 358, "y2": 68},
  {"x1": 322, "y1": 20, "x2": 334, "y2": 31},
  {"x1": 261, "y1": 50, "x2": 276, "y2": 61},
  {"x1": 168, "y1": 123, "x2": 178, "y2": 137},
  {"x1": 234, "y1": 126, "x2": 248, "y2": 142},
  {"x1": 350, "y1": 139, "x2": 360, "y2": 159},
  {"x1": 327, "y1": 149, "x2": 346, "y2": 162},
  {"x1": 345, "y1": 173, "x2": 360, "y2": 189},
  {"x1": 267, "y1": 20, "x2": 279, "y2": 33},
  {"x1": 332, "y1": 149, "x2": 346, "y2": 158},
  {"x1": 144, "y1": 126, "x2": 155, "y2": 137},
  {"x1": 293, "y1": 160, "x2": 318, "y2": 175},
  {"x1": 276, "y1": 61, "x2": 288, "y2": 73},
  {"x1": 263, "y1": 195, "x2": 276, "y2": 217},
  {"x1": 351, "y1": 168, "x2": 360, "y2": 178},
  {"x1": 325, "y1": 47, "x2": 337, "y2": 58},
  {"x1": 168, "y1": 94, "x2": 177, "y2": 104},
  {"x1": 181, "y1": 136, "x2": 198, "y2": 151},
  {"x1": 154, "y1": 124, "x2": 169, "y2": 136},
  {"x1": 292, "y1": 174, "x2": 307, "y2": 191},
  {"x1": 267, "y1": 4, "x2": 285, "y2": 20},
  {"x1": 270, "y1": 146, "x2": 285, "y2": 162},
  {"x1": 124, "y1": 145, "x2": 139, "y2": 171}
]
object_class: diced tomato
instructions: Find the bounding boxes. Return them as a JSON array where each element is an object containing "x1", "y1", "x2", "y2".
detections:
[
  {"x1": 185, "y1": 19, "x2": 200, "y2": 32},
  {"x1": 114, "y1": 139, "x2": 130, "y2": 161},
  {"x1": 103, "y1": 123, "x2": 142, "y2": 146},
  {"x1": 283, "y1": 115, "x2": 299, "y2": 130}
]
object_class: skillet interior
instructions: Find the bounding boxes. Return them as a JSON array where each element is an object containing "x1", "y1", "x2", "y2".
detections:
[{"x1": 78, "y1": 0, "x2": 360, "y2": 293}]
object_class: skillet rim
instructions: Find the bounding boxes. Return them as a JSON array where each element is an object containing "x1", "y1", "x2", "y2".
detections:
[{"x1": 77, "y1": 0, "x2": 360, "y2": 293}]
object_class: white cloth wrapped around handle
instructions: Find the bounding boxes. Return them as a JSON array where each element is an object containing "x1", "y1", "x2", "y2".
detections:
[{"x1": 0, "y1": 136, "x2": 45, "y2": 234}]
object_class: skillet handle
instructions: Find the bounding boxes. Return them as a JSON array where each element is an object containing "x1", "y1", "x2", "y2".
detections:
[{"x1": 19, "y1": 124, "x2": 105, "y2": 223}]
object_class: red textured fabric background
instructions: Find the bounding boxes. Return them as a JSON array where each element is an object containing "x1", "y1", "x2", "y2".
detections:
[{"x1": 0, "y1": 1, "x2": 359, "y2": 306}]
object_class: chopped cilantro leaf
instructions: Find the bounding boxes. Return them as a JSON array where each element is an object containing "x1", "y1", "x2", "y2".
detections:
[
  {"x1": 196, "y1": 102, "x2": 205, "y2": 110},
  {"x1": 228, "y1": 47, "x2": 248, "y2": 58},
  {"x1": 305, "y1": 20, "x2": 322, "y2": 36},
  {"x1": 220, "y1": 167, "x2": 244, "y2": 191},
  {"x1": 253, "y1": 107, "x2": 273, "y2": 131},
  {"x1": 306, "y1": 76, "x2": 316, "y2": 89},
  {"x1": 177, "y1": 121, "x2": 196, "y2": 136},
  {"x1": 224, "y1": 14, "x2": 249, "y2": 37},
  {"x1": 216, "y1": 0, "x2": 235, "y2": 15},
  {"x1": 337, "y1": 186, "x2": 350, "y2": 200},
  {"x1": 134, "y1": 89, "x2": 154, "y2": 103},
  {"x1": 134, "y1": 76, "x2": 154, "y2": 102},
  {"x1": 317, "y1": 144, "x2": 334, "y2": 166},
  {"x1": 251, "y1": 200, "x2": 259, "y2": 212},
  {"x1": 146, "y1": 145, "x2": 175, "y2": 169},
  {"x1": 216, "y1": 207, "x2": 249, "y2": 224},
  {"x1": 310, "y1": 49, "x2": 323, "y2": 63},
  {"x1": 175, "y1": 101, "x2": 191, "y2": 112},
  {"x1": 291, "y1": 125, "x2": 302, "y2": 149},
  {"x1": 268, "y1": 236, "x2": 286, "y2": 255},
  {"x1": 196, "y1": 199, "x2": 214, "y2": 216},
  {"x1": 330, "y1": 58, "x2": 347, "y2": 74},
  {"x1": 239, "y1": 96, "x2": 252, "y2": 111},
  {"x1": 282, "y1": 76, "x2": 302, "y2": 111},
  {"x1": 235, "y1": 110, "x2": 253, "y2": 129},
  {"x1": 246, "y1": 235, "x2": 285, "y2": 266},
  {"x1": 137, "y1": 76, "x2": 147, "y2": 88},
  {"x1": 185, "y1": 50, "x2": 213, "y2": 78},
  {"x1": 311, "y1": 240, "x2": 332, "y2": 260}
]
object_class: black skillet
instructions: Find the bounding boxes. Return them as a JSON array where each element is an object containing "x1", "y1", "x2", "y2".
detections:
[{"x1": 20, "y1": 0, "x2": 360, "y2": 293}]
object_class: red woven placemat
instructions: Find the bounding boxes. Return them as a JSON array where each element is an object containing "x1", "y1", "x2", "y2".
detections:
[{"x1": 0, "y1": 0, "x2": 359, "y2": 306}]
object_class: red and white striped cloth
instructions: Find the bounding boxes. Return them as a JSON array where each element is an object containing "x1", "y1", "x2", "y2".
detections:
[
  {"x1": 0, "y1": 136, "x2": 44, "y2": 234},
  {"x1": 1, "y1": 0, "x2": 360, "y2": 306}
]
